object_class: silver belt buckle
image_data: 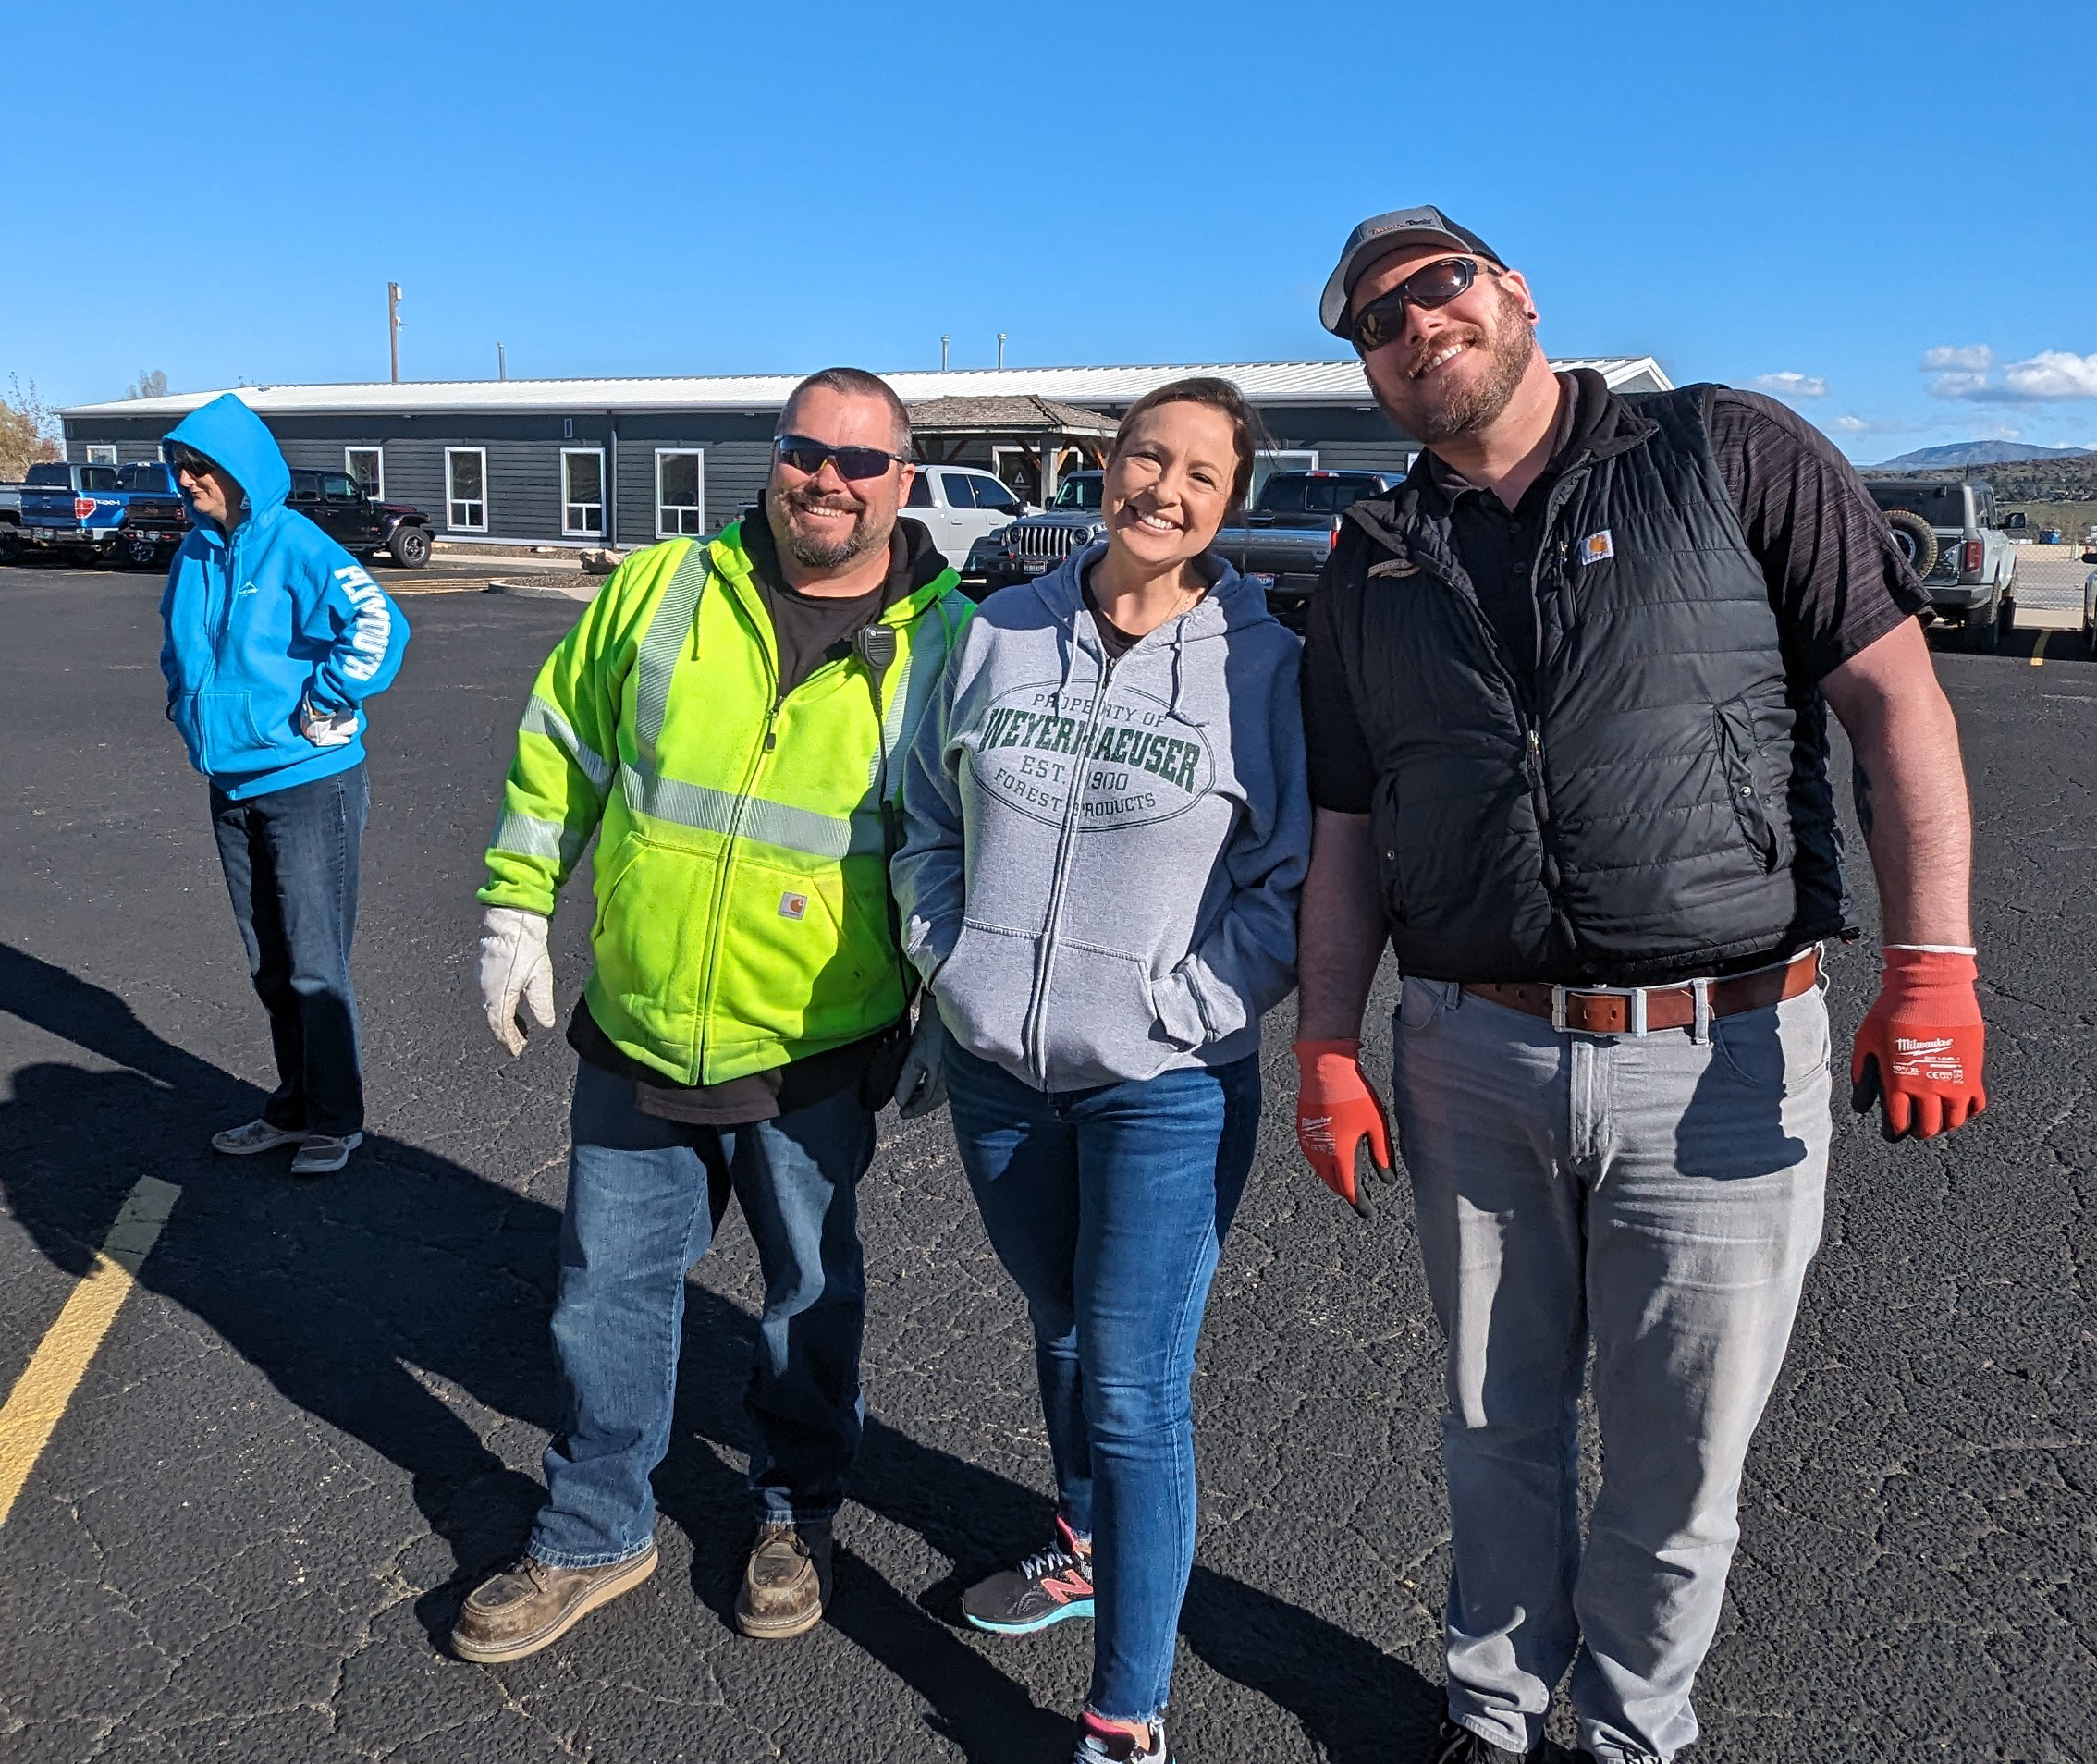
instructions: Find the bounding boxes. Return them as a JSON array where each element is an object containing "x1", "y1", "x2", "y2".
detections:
[{"x1": 1551, "y1": 983, "x2": 1650, "y2": 1037}]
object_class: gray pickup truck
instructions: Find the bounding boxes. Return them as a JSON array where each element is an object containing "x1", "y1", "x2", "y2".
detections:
[
  {"x1": 1861, "y1": 478, "x2": 2019, "y2": 652},
  {"x1": 963, "y1": 465, "x2": 1404, "y2": 624},
  {"x1": 0, "y1": 481, "x2": 20, "y2": 562},
  {"x1": 1215, "y1": 469, "x2": 1404, "y2": 628}
]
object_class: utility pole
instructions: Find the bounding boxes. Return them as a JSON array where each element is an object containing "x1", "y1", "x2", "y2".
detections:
[
  {"x1": 387, "y1": 282, "x2": 403, "y2": 383},
  {"x1": 997, "y1": 332, "x2": 1007, "y2": 369},
  {"x1": 940, "y1": 334, "x2": 950, "y2": 372},
  {"x1": 497, "y1": 341, "x2": 507, "y2": 381}
]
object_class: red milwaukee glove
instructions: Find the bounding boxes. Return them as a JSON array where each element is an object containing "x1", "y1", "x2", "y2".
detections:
[
  {"x1": 1294, "y1": 1039, "x2": 1393, "y2": 1217},
  {"x1": 1850, "y1": 946, "x2": 1987, "y2": 1141}
]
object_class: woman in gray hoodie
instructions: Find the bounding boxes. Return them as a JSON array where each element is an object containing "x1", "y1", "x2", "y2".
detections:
[{"x1": 891, "y1": 379, "x2": 1311, "y2": 1764}]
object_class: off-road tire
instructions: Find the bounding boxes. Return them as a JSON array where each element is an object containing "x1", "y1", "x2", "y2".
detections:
[
  {"x1": 387, "y1": 524, "x2": 431, "y2": 568},
  {"x1": 122, "y1": 531, "x2": 160, "y2": 569},
  {"x1": 0, "y1": 526, "x2": 20, "y2": 566},
  {"x1": 1882, "y1": 508, "x2": 1939, "y2": 577}
]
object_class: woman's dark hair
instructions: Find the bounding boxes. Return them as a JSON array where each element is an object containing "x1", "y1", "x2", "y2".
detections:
[{"x1": 1106, "y1": 375, "x2": 1270, "y2": 515}]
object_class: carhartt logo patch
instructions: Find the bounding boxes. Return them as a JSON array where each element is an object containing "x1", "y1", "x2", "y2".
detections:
[
  {"x1": 1579, "y1": 530, "x2": 1614, "y2": 566},
  {"x1": 778, "y1": 892, "x2": 808, "y2": 921}
]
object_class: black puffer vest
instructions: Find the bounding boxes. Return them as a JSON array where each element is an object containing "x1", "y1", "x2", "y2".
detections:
[{"x1": 1328, "y1": 381, "x2": 1846, "y2": 985}]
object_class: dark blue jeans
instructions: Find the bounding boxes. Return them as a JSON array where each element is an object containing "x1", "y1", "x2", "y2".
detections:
[
  {"x1": 944, "y1": 1044, "x2": 1262, "y2": 1726},
  {"x1": 209, "y1": 764, "x2": 368, "y2": 1137},
  {"x1": 530, "y1": 1059, "x2": 877, "y2": 1568}
]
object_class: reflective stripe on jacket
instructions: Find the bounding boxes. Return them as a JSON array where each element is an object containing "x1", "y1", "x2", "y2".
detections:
[{"x1": 479, "y1": 526, "x2": 972, "y2": 1084}]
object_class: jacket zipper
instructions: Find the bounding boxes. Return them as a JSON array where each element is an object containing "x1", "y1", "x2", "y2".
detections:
[
  {"x1": 1021, "y1": 647, "x2": 1114, "y2": 1084},
  {"x1": 691, "y1": 638, "x2": 782, "y2": 1082}
]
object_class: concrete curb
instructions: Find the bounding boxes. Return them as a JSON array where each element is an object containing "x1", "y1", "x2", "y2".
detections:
[{"x1": 485, "y1": 579, "x2": 598, "y2": 603}]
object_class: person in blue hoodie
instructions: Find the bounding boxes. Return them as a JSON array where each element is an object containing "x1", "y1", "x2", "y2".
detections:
[
  {"x1": 158, "y1": 393, "x2": 410, "y2": 1175},
  {"x1": 891, "y1": 378, "x2": 1310, "y2": 1764}
]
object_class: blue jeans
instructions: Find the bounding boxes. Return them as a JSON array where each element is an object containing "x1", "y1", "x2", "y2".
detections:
[
  {"x1": 943, "y1": 1043, "x2": 1261, "y2": 1725},
  {"x1": 1390, "y1": 976, "x2": 1831, "y2": 1763},
  {"x1": 530, "y1": 1059, "x2": 876, "y2": 1568},
  {"x1": 209, "y1": 764, "x2": 368, "y2": 1137}
]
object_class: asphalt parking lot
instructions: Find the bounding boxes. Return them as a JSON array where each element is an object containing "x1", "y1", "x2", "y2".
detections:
[{"x1": 0, "y1": 564, "x2": 2091, "y2": 1764}]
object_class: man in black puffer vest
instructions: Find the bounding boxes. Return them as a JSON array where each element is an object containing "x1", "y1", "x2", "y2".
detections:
[{"x1": 1291, "y1": 208, "x2": 1988, "y2": 1764}]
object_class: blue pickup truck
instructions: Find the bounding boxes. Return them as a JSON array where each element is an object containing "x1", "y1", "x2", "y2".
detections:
[{"x1": 10, "y1": 459, "x2": 190, "y2": 568}]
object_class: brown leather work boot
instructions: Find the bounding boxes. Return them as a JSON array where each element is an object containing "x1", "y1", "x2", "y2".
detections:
[
  {"x1": 733, "y1": 1523, "x2": 832, "y2": 1640},
  {"x1": 449, "y1": 1543, "x2": 658, "y2": 1663}
]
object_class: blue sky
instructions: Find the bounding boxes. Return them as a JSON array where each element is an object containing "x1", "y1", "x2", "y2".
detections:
[{"x1": 9, "y1": 0, "x2": 2095, "y2": 462}]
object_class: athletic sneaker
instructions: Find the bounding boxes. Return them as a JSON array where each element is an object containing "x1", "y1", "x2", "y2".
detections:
[
  {"x1": 961, "y1": 1516, "x2": 1095, "y2": 1634},
  {"x1": 290, "y1": 1133, "x2": 362, "y2": 1175},
  {"x1": 1074, "y1": 1710, "x2": 1169, "y2": 1762},
  {"x1": 1427, "y1": 1717, "x2": 1557, "y2": 1762},
  {"x1": 211, "y1": 1119, "x2": 305, "y2": 1156}
]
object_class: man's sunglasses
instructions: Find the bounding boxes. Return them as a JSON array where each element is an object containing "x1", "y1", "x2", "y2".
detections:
[
  {"x1": 773, "y1": 433, "x2": 910, "y2": 481},
  {"x1": 1349, "y1": 256, "x2": 1492, "y2": 355}
]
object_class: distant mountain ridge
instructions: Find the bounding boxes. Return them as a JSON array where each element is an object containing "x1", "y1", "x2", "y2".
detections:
[{"x1": 1874, "y1": 440, "x2": 2093, "y2": 468}]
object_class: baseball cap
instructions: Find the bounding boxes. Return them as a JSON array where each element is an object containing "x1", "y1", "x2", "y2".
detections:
[{"x1": 1318, "y1": 206, "x2": 1505, "y2": 337}]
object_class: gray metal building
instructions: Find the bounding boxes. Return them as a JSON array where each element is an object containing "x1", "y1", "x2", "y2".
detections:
[{"x1": 59, "y1": 356, "x2": 1670, "y2": 550}]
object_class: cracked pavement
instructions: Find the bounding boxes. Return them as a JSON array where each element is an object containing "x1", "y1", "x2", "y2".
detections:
[{"x1": 0, "y1": 567, "x2": 2090, "y2": 1762}]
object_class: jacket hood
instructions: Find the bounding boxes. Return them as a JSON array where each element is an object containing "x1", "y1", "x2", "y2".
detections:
[
  {"x1": 1028, "y1": 542, "x2": 1279, "y2": 714},
  {"x1": 164, "y1": 394, "x2": 290, "y2": 530}
]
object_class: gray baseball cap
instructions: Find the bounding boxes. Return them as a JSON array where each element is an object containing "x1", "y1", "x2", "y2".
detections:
[{"x1": 1318, "y1": 205, "x2": 1505, "y2": 337}]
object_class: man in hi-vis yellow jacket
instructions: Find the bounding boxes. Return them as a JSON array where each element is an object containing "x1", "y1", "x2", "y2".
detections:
[{"x1": 451, "y1": 370, "x2": 971, "y2": 1663}]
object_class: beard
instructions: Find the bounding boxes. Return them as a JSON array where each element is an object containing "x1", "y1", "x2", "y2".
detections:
[
  {"x1": 772, "y1": 483, "x2": 889, "y2": 570},
  {"x1": 1370, "y1": 282, "x2": 1539, "y2": 445}
]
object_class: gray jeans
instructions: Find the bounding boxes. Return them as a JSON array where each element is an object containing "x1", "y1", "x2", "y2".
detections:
[{"x1": 1390, "y1": 975, "x2": 1831, "y2": 1763}]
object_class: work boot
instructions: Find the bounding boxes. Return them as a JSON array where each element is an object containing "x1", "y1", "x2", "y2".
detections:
[
  {"x1": 734, "y1": 1522, "x2": 831, "y2": 1639},
  {"x1": 449, "y1": 1543, "x2": 658, "y2": 1663}
]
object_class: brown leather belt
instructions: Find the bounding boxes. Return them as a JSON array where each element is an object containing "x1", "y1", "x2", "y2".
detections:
[{"x1": 1463, "y1": 948, "x2": 1820, "y2": 1037}]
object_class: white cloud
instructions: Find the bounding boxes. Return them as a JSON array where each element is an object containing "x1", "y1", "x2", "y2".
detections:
[
  {"x1": 1753, "y1": 371, "x2": 1828, "y2": 398},
  {"x1": 1921, "y1": 344, "x2": 1995, "y2": 372},
  {"x1": 1928, "y1": 371, "x2": 1995, "y2": 401},
  {"x1": 1920, "y1": 343, "x2": 2097, "y2": 402},
  {"x1": 1831, "y1": 413, "x2": 1924, "y2": 435},
  {"x1": 2000, "y1": 351, "x2": 2097, "y2": 400}
]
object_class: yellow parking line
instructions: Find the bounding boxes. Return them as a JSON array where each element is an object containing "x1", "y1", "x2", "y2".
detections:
[
  {"x1": 2031, "y1": 631, "x2": 2050, "y2": 667},
  {"x1": 0, "y1": 1177, "x2": 180, "y2": 1525}
]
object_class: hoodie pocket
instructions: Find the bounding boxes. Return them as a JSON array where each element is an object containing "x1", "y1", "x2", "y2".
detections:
[
  {"x1": 932, "y1": 918, "x2": 1037, "y2": 1069},
  {"x1": 1712, "y1": 697, "x2": 1784, "y2": 873},
  {"x1": 175, "y1": 690, "x2": 281, "y2": 776},
  {"x1": 1036, "y1": 937, "x2": 1175, "y2": 1084}
]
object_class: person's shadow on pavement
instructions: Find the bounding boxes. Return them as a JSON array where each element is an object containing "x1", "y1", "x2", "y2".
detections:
[{"x1": 0, "y1": 941, "x2": 1437, "y2": 1763}]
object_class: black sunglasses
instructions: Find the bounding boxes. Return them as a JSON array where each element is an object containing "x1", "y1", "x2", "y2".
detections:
[
  {"x1": 1349, "y1": 256, "x2": 1491, "y2": 355},
  {"x1": 773, "y1": 433, "x2": 910, "y2": 482},
  {"x1": 167, "y1": 444, "x2": 218, "y2": 477}
]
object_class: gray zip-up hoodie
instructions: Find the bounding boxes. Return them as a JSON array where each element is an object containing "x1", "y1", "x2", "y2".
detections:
[{"x1": 892, "y1": 545, "x2": 1310, "y2": 1092}]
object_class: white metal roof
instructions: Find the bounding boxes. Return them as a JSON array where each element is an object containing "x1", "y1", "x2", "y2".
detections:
[{"x1": 62, "y1": 356, "x2": 1671, "y2": 420}]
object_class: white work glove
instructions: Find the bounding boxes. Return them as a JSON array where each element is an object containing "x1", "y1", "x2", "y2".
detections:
[
  {"x1": 892, "y1": 1007, "x2": 950, "y2": 1119},
  {"x1": 300, "y1": 699, "x2": 361, "y2": 746},
  {"x1": 477, "y1": 906, "x2": 556, "y2": 1056}
]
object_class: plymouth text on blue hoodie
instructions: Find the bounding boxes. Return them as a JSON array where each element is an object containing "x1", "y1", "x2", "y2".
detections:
[{"x1": 157, "y1": 393, "x2": 409, "y2": 800}]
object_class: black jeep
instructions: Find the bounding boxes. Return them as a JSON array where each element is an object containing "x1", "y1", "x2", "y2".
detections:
[{"x1": 287, "y1": 470, "x2": 434, "y2": 568}]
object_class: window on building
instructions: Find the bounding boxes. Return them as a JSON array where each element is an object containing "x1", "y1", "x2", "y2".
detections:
[
  {"x1": 447, "y1": 448, "x2": 487, "y2": 531},
  {"x1": 562, "y1": 448, "x2": 606, "y2": 537},
  {"x1": 346, "y1": 447, "x2": 383, "y2": 500},
  {"x1": 656, "y1": 450, "x2": 704, "y2": 537},
  {"x1": 85, "y1": 445, "x2": 117, "y2": 465}
]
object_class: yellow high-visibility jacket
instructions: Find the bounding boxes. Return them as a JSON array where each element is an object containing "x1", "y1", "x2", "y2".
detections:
[{"x1": 480, "y1": 525, "x2": 971, "y2": 1084}]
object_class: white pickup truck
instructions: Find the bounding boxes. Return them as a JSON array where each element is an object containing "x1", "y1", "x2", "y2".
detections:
[
  {"x1": 1861, "y1": 478, "x2": 2019, "y2": 652},
  {"x1": 901, "y1": 463, "x2": 1033, "y2": 574}
]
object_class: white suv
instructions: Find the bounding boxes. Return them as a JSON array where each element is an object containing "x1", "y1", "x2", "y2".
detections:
[{"x1": 903, "y1": 465, "x2": 1032, "y2": 572}]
